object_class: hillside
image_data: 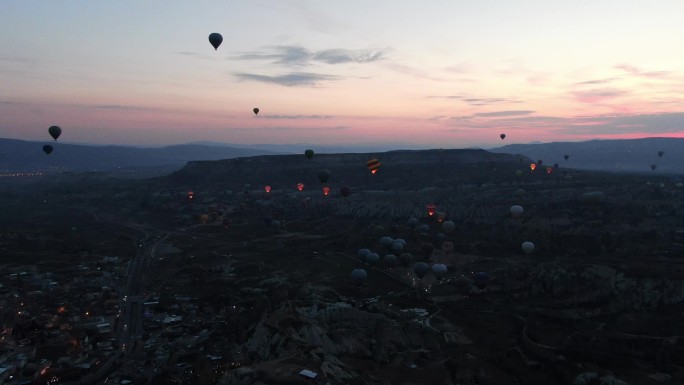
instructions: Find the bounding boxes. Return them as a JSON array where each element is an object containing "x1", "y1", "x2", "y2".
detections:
[
  {"x1": 492, "y1": 137, "x2": 684, "y2": 174},
  {"x1": 0, "y1": 138, "x2": 281, "y2": 172}
]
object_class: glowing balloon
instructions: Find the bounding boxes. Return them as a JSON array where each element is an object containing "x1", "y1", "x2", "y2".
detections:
[{"x1": 366, "y1": 158, "x2": 381, "y2": 174}]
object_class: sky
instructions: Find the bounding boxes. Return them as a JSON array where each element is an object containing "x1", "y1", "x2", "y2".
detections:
[{"x1": 2, "y1": 0, "x2": 684, "y2": 148}]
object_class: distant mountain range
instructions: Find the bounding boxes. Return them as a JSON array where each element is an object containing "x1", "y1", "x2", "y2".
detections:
[
  {"x1": 491, "y1": 137, "x2": 684, "y2": 174},
  {"x1": 0, "y1": 138, "x2": 282, "y2": 172},
  {"x1": 1, "y1": 137, "x2": 682, "y2": 175}
]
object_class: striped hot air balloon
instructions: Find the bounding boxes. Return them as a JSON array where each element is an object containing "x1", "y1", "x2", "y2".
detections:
[{"x1": 366, "y1": 158, "x2": 381, "y2": 174}]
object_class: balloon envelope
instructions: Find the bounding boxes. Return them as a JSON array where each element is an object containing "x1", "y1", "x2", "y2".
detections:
[
  {"x1": 42, "y1": 145, "x2": 53, "y2": 155},
  {"x1": 522, "y1": 241, "x2": 534, "y2": 254},
  {"x1": 48, "y1": 126, "x2": 62, "y2": 141},
  {"x1": 380, "y1": 236, "x2": 394, "y2": 248},
  {"x1": 442, "y1": 220, "x2": 455, "y2": 233},
  {"x1": 391, "y1": 240, "x2": 404, "y2": 253},
  {"x1": 253, "y1": 107, "x2": 259, "y2": 115},
  {"x1": 357, "y1": 249, "x2": 371, "y2": 259},
  {"x1": 208, "y1": 33, "x2": 223, "y2": 50},
  {"x1": 304, "y1": 149, "x2": 314, "y2": 160},
  {"x1": 510, "y1": 205, "x2": 524, "y2": 218},
  {"x1": 500, "y1": 133, "x2": 506, "y2": 140},
  {"x1": 431, "y1": 264, "x2": 448, "y2": 279},
  {"x1": 365, "y1": 252, "x2": 380, "y2": 266},
  {"x1": 318, "y1": 170, "x2": 331, "y2": 184},
  {"x1": 413, "y1": 262, "x2": 429, "y2": 279},
  {"x1": 351, "y1": 269, "x2": 367, "y2": 286},
  {"x1": 384, "y1": 254, "x2": 397, "y2": 268}
]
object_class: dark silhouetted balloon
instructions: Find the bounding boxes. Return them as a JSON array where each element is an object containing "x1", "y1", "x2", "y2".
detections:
[
  {"x1": 500, "y1": 133, "x2": 506, "y2": 140},
  {"x1": 564, "y1": 154, "x2": 570, "y2": 160},
  {"x1": 384, "y1": 254, "x2": 397, "y2": 268},
  {"x1": 365, "y1": 252, "x2": 380, "y2": 266},
  {"x1": 553, "y1": 163, "x2": 559, "y2": 169},
  {"x1": 351, "y1": 269, "x2": 367, "y2": 287},
  {"x1": 537, "y1": 159, "x2": 543, "y2": 166},
  {"x1": 43, "y1": 145, "x2": 53, "y2": 155},
  {"x1": 431, "y1": 264, "x2": 447, "y2": 279},
  {"x1": 208, "y1": 33, "x2": 223, "y2": 50},
  {"x1": 658, "y1": 150, "x2": 664, "y2": 158},
  {"x1": 48, "y1": 126, "x2": 61, "y2": 141},
  {"x1": 413, "y1": 262, "x2": 429, "y2": 279},
  {"x1": 399, "y1": 252, "x2": 413, "y2": 267},
  {"x1": 305, "y1": 149, "x2": 314, "y2": 160},
  {"x1": 407, "y1": 218, "x2": 419, "y2": 229},
  {"x1": 318, "y1": 170, "x2": 330, "y2": 184},
  {"x1": 253, "y1": 108, "x2": 260, "y2": 116},
  {"x1": 473, "y1": 272, "x2": 490, "y2": 290},
  {"x1": 358, "y1": 249, "x2": 371, "y2": 259},
  {"x1": 651, "y1": 164, "x2": 657, "y2": 171}
]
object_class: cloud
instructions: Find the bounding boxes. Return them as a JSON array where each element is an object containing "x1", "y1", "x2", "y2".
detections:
[
  {"x1": 615, "y1": 64, "x2": 671, "y2": 79},
  {"x1": 234, "y1": 125, "x2": 348, "y2": 132},
  {"x1": 234, "y1": 72, "x2": 339, "y2": 87},
  {"x1": 94, "y1": 105, "x2": 145, "y2": 110},
  {"x1": 383, "y1": 63, "x2": 446, "y2": 81},
  {"x1": 463, "y1": 97, "x2": 523, "y2": 106},
  {"x1": 572, "y1": 88, "x2": 628, "y2": 104},
  {"x1": 473, "y1": 110, "x2": 535, "y2": 117},
  {"x1": 262, "y1": 114, "x2": 334, "y2": 119},
  {"x1": 574, "y1": 77, "x2": 621, "y2": 86},
  {"x1": 425, "y1": 95, "x2": 463, "y2": 99},
  {"x1": 234, "y1": 45, "x2": 386, "y2": 66}
]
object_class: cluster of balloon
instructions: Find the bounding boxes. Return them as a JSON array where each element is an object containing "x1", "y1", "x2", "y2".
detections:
[
  {"x1": 322, "y1": 186, "x2": 330, "y2": 196},
  {"x1": 340, "y1": 186, "x2": 351, "y2": 197},
  {"x1": 208, "y1": 33, "x2": 223, "y2": 50},
  {"x1": 522, "y1": 241, "x2": 535, "y2": 254},
  {"x1": 297, "y1": 183, "x2": 304, "y2": 191},
  {"x1": 351, "y1": 268, "x2": 367, "y2": 287},
  {"x1": 253, "y1": 108, "x2": 259, "y2": 116},
  {"x1": 500, "y1": 133, "x2": 506, "y2": 140},
  {"x1": 473, "y1": 272, "x2": 491, "y2": 290},
  {"x1": 431, "y1": 264, "x2": 447, "y2": 279},
  {"x1": 318, "y1": 170, "x2": 330, "y2": 184},
  {"x1": 366, "y1": 158, "x2": 381, "y2": 174},
  {"x1": 304, "y1": 149, "x2": 314, "y2": 160},
  {"x1": 426, "y1": 204, "x2": 436, "y2": 217},
  {"x1": 510, "y1": 205, "x2": 523, "y2": 218},
  {"x1": 264, "y1": 185, "x2": 271, "y2": 193},
  {"x1": 413, "y1": 262, "x2": 429, "y2": 279}
]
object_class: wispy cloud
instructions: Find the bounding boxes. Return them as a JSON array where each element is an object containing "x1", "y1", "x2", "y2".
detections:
[
  {"x1": 262, "y1": 114, "x2": 334, "y2": 119},
  {"x1": 426, "y1": 95, "x2": 463, "y2": 99},
  {"x1": 235, "y1": 125, "x2": 348, "y2": 132},
  {"x1": 383, "y1": 63, "x2": 446, "y2": 81},
  {"x1": 234, "y1": 72, "x2": 339, "y2": 87},
  {"x1": 572, "y1": 88, "x2": 628, "y2": 104},
  {"x1": 463, "y1": 97, "x2": 523, "y2": 106},
  {"x1": 574, "y1": 77, "x2": 621, "y2": 86},
  {"x1": 234, "y1": 45, "x2": 387, "y2": 66},
  {"x1": 473, "y1": 110, "x2": 535, "y2": 118},
  {"x1": 615, "y1": 64, "x2": 671, "y2": 79},
  {"x1": 94, "y1": 105, "x2": 145, "y2": 110}
]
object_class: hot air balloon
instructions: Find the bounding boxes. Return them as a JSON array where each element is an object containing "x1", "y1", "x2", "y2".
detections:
[
  {"x1": 188, "y1": 192, "x2": 194, "y2": 200},
  {"x1": 537, "y1": 159, "x2": 543, "y2": 166},
  {"x1": 366, "y1": 158, "x2": 381, "y2": 174},
  {"x1": 435, "y1": 232, "x2": 445, "y2": 242},
  {"x1": 380, "y1": 236, "x2": 394, "y2": 248},
  {"x1": 340, "y1": 186, "x2": 351, "y2": 197},
  {"x1": 208, "y1": 33, "x2": 223, "y2": 50},
  {"x1": 407, "y1": 218, "x2": 419, "y2": 229},
  {"x1": 473, "y1": 272, "x2": 491, "y2": 290},
  {"x1": 304, "y1": 149, "x2": 314, "y2": 160},
  {"x1": 546, "y1": 166, "x2": 553, "y2": 174},
  {"x1": 431, "y1": 264, "x2": 448, "y2": 279},
  {"x1": 426, "y1": 204, "x2": 436, "y2": 217},
  {"x1": 318, "y1": 170, "x2": 330, "y2": 184},
  {"x1": 564, "y1": 154, "x2": 570, "y2": 160},
  {"x1": 530, "y1": 163, "x2": 537, "y2": 171},
  {"x1": 658, "y1": 150, "x2": 664, "y2": 158},
  {"x1": 399, "y1": 253, "x2": 413, "y2": 267},
  {"x1": 253, "y1": 108, "x2": 260, "y2": 116},
  {"x1": 264, "y1": 185, "x2": 271, "y2": 193},
  {"x1": 651, "y1": 164, "x2": 657, "y2": 171},
  {"x1": 413, "y1": 262, "x2": 429, "y2": 279},
  {"x1": 500, "y1": 133, "x2": 506, "y2": 140},
  {"x1": 510, "y1": 205, "x2": 523, "y2": 218},
  {"x1": 384, "y1": 254, "x2": 397, "y2": 268},
  {"x1": 522, "y1": 241, "x2": 534, "y2": 254},
  {"x1": 358, "y1": 249, "x2": 371, "y2": 259},
  {"x1": 42, "y1": 145, "x2": 53, "y2": 155},
  {"x1": 436, "y1": 211, "x2": 446, "y2": 223},
  {"x1": 48, "y1": 126, "x2": 62, "y2": 141},
  {"x1": 442, "y1": 220, "x2": 455, "y2": 234},
  {"x1": 365, "y1": 252, "x2": 380, "y2": 266},
  {"x1": 391, "y1": 240, "x2": 404, "y2": 253},
  {"x1": 351, "y1": 269, "x2": 367, "y2": 287},
  {"x1": 322, "y1": 186, "x2": 330, "y2": 196},
  {"x1": 418, "y1": 224, "x2": 430, "y2": 234},
  {"x1": 297, "y1": 183, "x2": 304, "y2": 191},
  {"x1": 553, "y1": 163, "x2": 559, "y2": 169}
]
